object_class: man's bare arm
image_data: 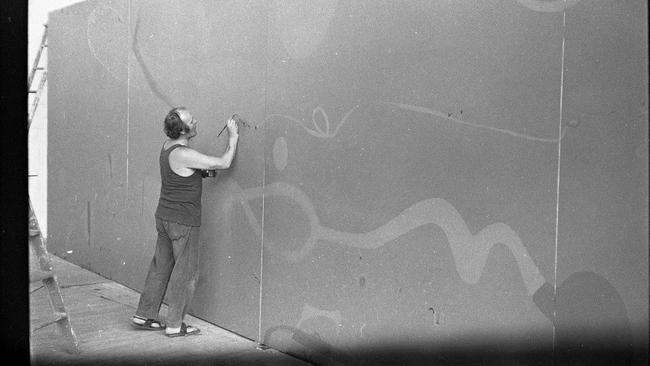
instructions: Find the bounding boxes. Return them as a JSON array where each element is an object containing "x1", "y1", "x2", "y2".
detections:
[
  {"x1": 178, "y1": 119, "x2": 239, "y2": 170},
  {"x1": 178, "y1": 137, "x2": 238, "y2": 170}
]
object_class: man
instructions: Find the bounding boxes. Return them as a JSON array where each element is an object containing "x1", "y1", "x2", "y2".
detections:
[{"x1": 131, "y1": 107, "x2": 239, "y2": 337}]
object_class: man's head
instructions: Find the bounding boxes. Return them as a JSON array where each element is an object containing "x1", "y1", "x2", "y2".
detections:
[{"x1": 163, "y1": 107, "x2": 198, "y2": 139}]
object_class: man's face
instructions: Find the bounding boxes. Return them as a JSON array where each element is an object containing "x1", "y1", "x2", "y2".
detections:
[{"x1": 179, "y1": 109, "x2": 198, "y2": 138}]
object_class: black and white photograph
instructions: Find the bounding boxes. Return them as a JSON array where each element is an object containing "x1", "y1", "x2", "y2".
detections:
[{"x1": 18, "y1": 0, "x2": 650, "y2": 365}]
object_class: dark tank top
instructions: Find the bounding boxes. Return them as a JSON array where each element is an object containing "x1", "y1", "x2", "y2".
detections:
[{"x1": 154, "y1": 144, "x2": 202, "y2": 226}]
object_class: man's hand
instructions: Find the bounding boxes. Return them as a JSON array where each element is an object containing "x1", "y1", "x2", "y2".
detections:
[{"x1": 227, "y1": 118, "x2": 239, "y2": 138}]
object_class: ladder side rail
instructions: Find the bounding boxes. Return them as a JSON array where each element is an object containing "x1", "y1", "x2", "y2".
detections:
[
  {"x1": 29, "y1": 199, "x2": 52, "y2": 272},
  {"x1": 40, "y1": 276, "x2": 80, "y2": 353},
  {"x1": 29, "y1": 198, "x2": 81, "y2": 354},
  {"x1": 28, "y1": 24, "x2": 48, "y2": 89},
  {"x1": 28, "y1": 23, "x2": 80, "y2": 356},
  {"x1": 28, "y1": 71, "x2": 47, "y2": 130}
]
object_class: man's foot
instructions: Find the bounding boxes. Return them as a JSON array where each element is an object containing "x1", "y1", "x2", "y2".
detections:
[
  {"x1": 165, "y1": 323, "x2": 200, "y2": 337},
  {"x1": 131, "y1": 315, "x2": 165, "y2": 330}
]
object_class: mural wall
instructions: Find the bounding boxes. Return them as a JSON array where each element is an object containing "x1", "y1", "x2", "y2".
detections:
[{"x1": 48, "y1": 0, "x2": 648, "y2": 364}]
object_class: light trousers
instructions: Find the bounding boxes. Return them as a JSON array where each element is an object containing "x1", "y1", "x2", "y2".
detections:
[{"x1": 135, "y1": 217, "x2": 200, "y2": 328}]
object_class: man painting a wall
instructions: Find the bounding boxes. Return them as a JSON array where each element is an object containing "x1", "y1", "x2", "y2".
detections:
[{"x1": 131, "y1": 108, "x2": 239, "y2": 337}]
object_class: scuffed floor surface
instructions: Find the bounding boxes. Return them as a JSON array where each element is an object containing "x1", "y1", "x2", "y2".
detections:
[{"x1": 29, "y1": 253, "x2": 312, "y2": 366}]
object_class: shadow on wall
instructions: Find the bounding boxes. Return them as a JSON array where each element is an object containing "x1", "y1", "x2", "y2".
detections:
[
  {"x1": 301, "y1": 336, "x2": 641, "y2": 366},
  {"x1": 221, "y1": 174, "x2": 637, "y2": 364},
  {"x1": 261, "y1": 271, "x2": 638, "y2": 366},
  {"x1": 532, "y1": 271, "x2": 635, "y2": 366}
]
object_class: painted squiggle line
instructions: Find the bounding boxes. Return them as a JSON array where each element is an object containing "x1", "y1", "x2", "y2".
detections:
[
  {"x1": 259, "y1": 105, "x2": 360, "y2": 138},
  {"x1": 87, "y1": 6, "x2": 126, "y2": 82},
  {"x1": 517, "y1": 0, "x2": 581, "y2": 13},
  {"x1": 297, "y1": 303, "x2": 342, "y2": 330},
  {"x1": 384, "y1": 102, "x2": 567, "y2": 143},
  {"x1": 223, "y1": 181, "x2": 546, "y2": 296},
  {"x1": 131, "y1": 12, "x2": 175, "y2": 108}
]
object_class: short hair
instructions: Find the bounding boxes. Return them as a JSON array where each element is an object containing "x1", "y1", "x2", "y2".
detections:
[{"x1": 163, "y1": 107, "x2": 189, "y2": 139}]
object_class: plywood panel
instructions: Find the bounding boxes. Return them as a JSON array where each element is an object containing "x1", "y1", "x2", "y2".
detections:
[
  {"x1": 555, "y1": 0, "x2": 648, "y2": 364},
  {"x1": 48, "y1": 0, "x2": 267, "y2": 339},
  {"x1": 259, "y1": 1, "x2": 562, "y2": 363},
  {"x1": 47, "y1": 0, "x2": 648, "y2": 364}
]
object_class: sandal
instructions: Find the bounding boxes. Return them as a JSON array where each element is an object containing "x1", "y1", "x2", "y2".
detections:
[
  {"x1": 165, "y1": 323, "x2": 200, "y2": 337},
  {"x1": 131, "y1": 316, "x2": 165, "y2": 330}
]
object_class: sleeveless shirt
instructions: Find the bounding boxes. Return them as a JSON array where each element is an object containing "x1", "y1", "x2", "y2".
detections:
[{"x1": 154, "y1": 144, "x2": 202, "y2": 226}]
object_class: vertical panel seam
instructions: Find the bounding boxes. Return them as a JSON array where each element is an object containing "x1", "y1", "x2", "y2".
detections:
[
  {"x1": 553, "y1": 1, "x2": 569, "y2": 360},
  {"x1": 126, "y1": 0, "x2": 131, "y2": 202},
  {"x1": 257, "y1": 0, "x2": 270, "y2": 345}
]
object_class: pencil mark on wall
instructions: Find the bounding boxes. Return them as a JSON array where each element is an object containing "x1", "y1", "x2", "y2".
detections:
[
  {"x1": 384, "y1": 102, "x2": 568, "y2": 143},
  {"x1": 428, "y1": 307, "x2": 441, "y2": 325},
  {"x1": 87, "y1": 5, "x2": 128, "y2": 82},
  {"x1": 62, "y1": 155, "x2": 134, "y2": 255},
  {"x1": 87, "y1": 201, "x2": 92, "y2": 247},
  {"x1": 516, "y1": 0, "x2": 582, "y2": 13},
  {"x1": 131, "y1": 12, "x2": 175, "y2": 108},
  {"x1": 107, "y1": 153, "x2": 113, "y2": 179},
  {"x1": 223, "y1": 181, "x2": 546, "y2": 296},
  {"x1": 140, "y1": 179, "x2": 145, "y2": 216}
]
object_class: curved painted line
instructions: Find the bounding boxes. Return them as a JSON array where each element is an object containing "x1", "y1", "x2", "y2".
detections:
[
  {"x1": 319, "y1": 198, "x2": 546, "y2": 295},
  {"x1": 312, "y1": 107, "x2": 327, "y2": 135},
  {"x1": 263, "y1": 113, "x2": 327, "y2": 138},
  {"x1": 131, "y1": 12, "x2": 175, "y2": 108},
  {"x1": 517, "y1": 0, "x2": 582, "y2": 13},
  {"x1": 261, "y1": 105, "x2": 360, "y2": 138},
  {"x1": 331, "y1": 104, "x2": 360, "y2": 137},
  {"x1": 87, "y1": 6, "x2": 125, "y2": 82},
  {"x1": 224, "y1": 181, "x2": 545, "y2": 296},
  {"x1": 297, "y1": 303, "x2": 342, "y2": 330},
  {"x1": 384, "y1": 102, "x2": 567, "y2": 143}
]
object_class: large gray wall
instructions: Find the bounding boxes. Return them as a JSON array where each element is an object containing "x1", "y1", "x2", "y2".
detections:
[{"x1": 48, "y1": 0, "x2": 648, "y2": 364}]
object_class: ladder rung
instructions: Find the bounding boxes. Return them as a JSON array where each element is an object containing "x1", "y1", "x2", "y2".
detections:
[
  {"x1": 28, "y1": 24, "x2": 48, "y2": 93},
  {"x1": 29, "y1": 217, "x2": 41, "y2": 236},
  {"x1": 30, "y1": 269, "x2": 54, "y2": 282},
  {"x1": 29, "y1": 90, "x2": 37, "y2": 93},
  {"x1": 53, "y1": 312, "x2": 68, "y2": 322},
  {"x1": 32, "y1": 313, "x2": 69, "y2": 332}
]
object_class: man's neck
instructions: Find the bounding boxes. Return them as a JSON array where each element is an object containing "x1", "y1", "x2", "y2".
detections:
[{"x1": 169, "y1": 136, "x2": 189, "y2": 146}]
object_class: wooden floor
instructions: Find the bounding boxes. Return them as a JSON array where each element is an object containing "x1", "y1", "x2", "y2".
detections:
[{"x1": 29, "y1": 253, "x2": 313, "y2": 366}]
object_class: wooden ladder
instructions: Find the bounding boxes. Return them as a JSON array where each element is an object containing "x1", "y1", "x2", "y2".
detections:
[
  {"x1": 28, "y1": 23, "x2": 80, "y2": 355},
  {"x1": 28, "y1": 24, "x2": 48, "y2": 129}
]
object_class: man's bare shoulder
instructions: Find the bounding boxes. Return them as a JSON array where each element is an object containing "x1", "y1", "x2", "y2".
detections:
[
  {"x1": 170, "y1": 146, "x2": 205, "y2": 164},
  {"x1": 170, "y1": 145, "x2": 196, "y2": 155}
]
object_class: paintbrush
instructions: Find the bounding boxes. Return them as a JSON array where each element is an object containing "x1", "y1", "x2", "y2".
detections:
[{"x1": 218, "y1": 114, "x2": 246, "y2": 137}]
